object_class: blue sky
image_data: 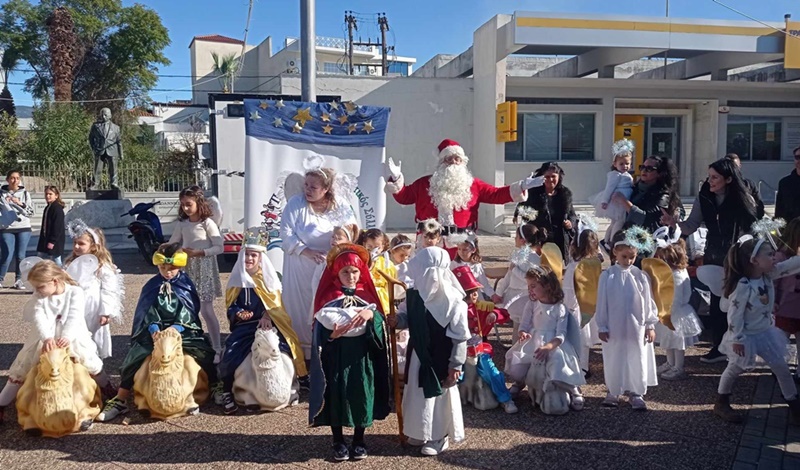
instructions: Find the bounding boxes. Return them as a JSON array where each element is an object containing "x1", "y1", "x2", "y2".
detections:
[{"x1": 3, "y1": 0, "x2": 798, "y2": 105}]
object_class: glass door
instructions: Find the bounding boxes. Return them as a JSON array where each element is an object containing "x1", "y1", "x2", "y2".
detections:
[{"x1": 646, "y1": 116, "x2": 681, "y2": 166}]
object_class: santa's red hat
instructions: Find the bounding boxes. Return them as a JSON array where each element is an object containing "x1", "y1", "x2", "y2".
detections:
[
  {"x1": 437, "y1": 138, "x2": 468, "y2": 162},
  {"x1": 453, "y1": 265, "x2": 482, "y2": 292}
]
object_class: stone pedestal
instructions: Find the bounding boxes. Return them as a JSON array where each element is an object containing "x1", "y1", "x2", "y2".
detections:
[
  {"x1": 86, "y1": 188, "x2": 124, "y2": 201},
  {"x1": 66, "y1": 198, "x2": 134, "y2": 230}
]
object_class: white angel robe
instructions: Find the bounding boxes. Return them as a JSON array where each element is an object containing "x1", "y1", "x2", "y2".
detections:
[
  {"x1": 654, "y1": 268, "x2": 703, "y2": 351},
  {"x1": 68, "y1": 255, "x2": 124, "y2": 359},
  {"x1": 496, "y1": 257, "x2": 537, "y2": 323},
  {"x1": 563, "y1": 260, "x2": 600, "y2": 372},
  {"x1": 595, "y1": 264, "x2": 658, "y2": 396},
  {"x1": 280, "y1": 194, "x2": 356, "y2": 355},
  {"x1": 9, "y1": 285, "x2": 104, "y2": 381}
]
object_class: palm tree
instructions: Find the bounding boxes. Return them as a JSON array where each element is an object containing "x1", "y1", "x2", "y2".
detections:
[
  {"x1": 1, "y1": 47, "x2": 21, "y2": 116},
  {"x1": 46, "y1": 7, "x2": 78, "y2": 102},
  {"x1": 211, "y1": 52, "x2": 239, "y2": 93}
]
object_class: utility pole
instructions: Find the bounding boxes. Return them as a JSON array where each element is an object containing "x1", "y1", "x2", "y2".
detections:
[
  {"x1": 664, "y1": 0, "x2": 669, "y2": 79},
  {"x1": 378, "y1": 14, "x2": 389, "y2": 76},
  {"x1": 345, "y1": 11, "x2": 356, "y2": 76},
  {"x1": 300, "y1": 0, "x2": 316, "y2": 101}
]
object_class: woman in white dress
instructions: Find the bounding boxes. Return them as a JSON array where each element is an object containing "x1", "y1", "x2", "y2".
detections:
[{"x1": 281, "y1": 168, "x2": 356, "y2": 356}]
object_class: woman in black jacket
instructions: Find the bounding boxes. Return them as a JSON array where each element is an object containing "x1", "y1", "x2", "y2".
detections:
[
  {"x1": 611, "y1": 155, "x2": 681, "y2": 236},
  {"x1": 513, "y1": 161, "x2": 577, "y2": 260},
  {"x1": 661, "y1": 158, "x2": 760, "y2": 363},
  {"x1": 37, "y1": 185, "x2": 66, "y2": 266}
]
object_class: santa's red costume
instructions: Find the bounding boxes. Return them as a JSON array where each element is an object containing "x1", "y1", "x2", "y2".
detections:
[{"x1": 384, "y1": 139, "x2": 542, "y2": 254}]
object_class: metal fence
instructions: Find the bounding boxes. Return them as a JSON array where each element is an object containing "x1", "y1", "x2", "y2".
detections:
[{"x1": 19, "y1": 163, "x2": 199, "y2": 193}]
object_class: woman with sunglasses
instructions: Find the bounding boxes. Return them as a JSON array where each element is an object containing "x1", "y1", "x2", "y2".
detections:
[
  {"x1": 660, "y1": 157, "x2": 759, "y2": 364},
  {"x1": 610, "y1": 156, "x2": 681, "y2": 236}
]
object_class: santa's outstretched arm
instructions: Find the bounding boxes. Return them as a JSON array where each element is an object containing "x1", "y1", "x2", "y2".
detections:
[{"x1": 384, "y1": 157, "x2": 413, "y2": 201}]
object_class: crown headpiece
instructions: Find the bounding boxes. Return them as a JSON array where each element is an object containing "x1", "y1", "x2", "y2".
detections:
[{"x1": 242, "y1": 226, "x2": 269, "y2": 252}]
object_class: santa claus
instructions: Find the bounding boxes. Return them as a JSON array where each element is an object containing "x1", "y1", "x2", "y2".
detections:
[{"x1": 385, "y1": 138, "x2": 542, "y2": 252}]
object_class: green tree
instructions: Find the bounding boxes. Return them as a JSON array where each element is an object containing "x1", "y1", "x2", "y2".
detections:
[
  {"x1": 211, "y1": 52, "x2": 238, "y2": 93},
  {"x1": 0, "y1": 112, "x2": 25, "y2": 167},
  {"x1": 1, "y1": 45, "x2": 21, "y2": 116},
  {"x1": 0, "y1": 0, "x2": 170, "y2": 114},
  {"x1": 26, "y1": 102, "x2": 93, "y2": 166}
]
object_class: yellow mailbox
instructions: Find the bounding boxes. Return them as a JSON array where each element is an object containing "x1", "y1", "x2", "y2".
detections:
[{"x1": 497, "y1": 101, "x2": 518, "y2": 142}]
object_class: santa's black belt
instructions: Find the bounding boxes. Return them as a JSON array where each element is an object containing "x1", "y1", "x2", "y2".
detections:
[{"x1": 416, "y1": 223, "x2": 475, "y2": 235}]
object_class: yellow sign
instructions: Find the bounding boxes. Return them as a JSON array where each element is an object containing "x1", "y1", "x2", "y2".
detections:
[
  {"x1": 497, "y1": 101, "x2": 517, "y2": 142},
  {"x1": 785, "y1": 21, "x2": 800, "y2": 69}
]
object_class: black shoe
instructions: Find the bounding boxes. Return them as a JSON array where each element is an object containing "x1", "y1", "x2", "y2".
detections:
[
  {"x1": 25, "y1": 428, "x2": 42, "y2": 437},
  {"x1": 298, "y1": 375, "x2": 310, "y2": 391},
  {"x1": 80, "y1": 419, "x2": 94, "y2": 432},
  {"x1": 0, "y1": 406, "x2": 5, "y2": 425},
  {"x1": 332, "y1": 442, "x2": 349, "y2": 461},
  {"x1": 583, "y1": 369, "x2": 592, "y2": 380},
  {"x1": 220, "y1": 392, "x2": 238, "y2": 415},
  {"x1": 350, "y1": 443, "x2": 368, "y2": 460},
  {"x1": 700, "y1": 348, "x2": 728, "y2": 364},
  {"x1": 139, "y1": 409, "x2": 151, "y2": 419}
]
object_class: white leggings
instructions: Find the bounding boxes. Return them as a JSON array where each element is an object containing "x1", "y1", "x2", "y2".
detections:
[
  {"x1": 666, "y1": 349, "x2": 685, "y2": 372},
  {"x1": 718, "y1": 359, "x2": 798, "y2": 400},
  {"x1": 200, "y1": 300, "x2": 221, "y2": 351},
  {"x1": 605, "y1": 218, "x2": 626, "y2": 245}
]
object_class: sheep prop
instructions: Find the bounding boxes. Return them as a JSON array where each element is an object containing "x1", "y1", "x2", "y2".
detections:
[
  {"x1": 16, "y1": 346, "x2": 101, "y2": 437},
  {"x1": 233, "y1": 328, "x2": 298, "y2": 411},
  {"x1": 133, "y1": 328, "x2": 209, "y2": 420},
  {"x1": 459, "y1": 355, "x2": 500, "y2": 411}
]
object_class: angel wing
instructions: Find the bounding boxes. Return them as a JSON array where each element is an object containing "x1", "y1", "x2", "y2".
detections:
[
  {"x1": 642, "y1": 258, "x2": 675, "y2": 330},
  {"x1": 540, "y1": 243, "x2": 564, "y2": 283},
  {"x1": 280, "y1": 172, "x2": 306, "y2": 202},
  {"x1": 19, "y1": 256, "x2": 44, "y2": 288},
  {"x1": 574, "y1": 258, "x2": 602, "y2": 326},
  {"x1": 66, "y1": 254, "x2": 100, "y2": 286}
]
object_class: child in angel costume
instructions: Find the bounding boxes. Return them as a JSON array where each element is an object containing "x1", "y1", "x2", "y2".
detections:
[
  {"x1": 64, "y1": 220, "x2": 124, "y2": 362},
  {"x1": 389, "y1": 234, "x2": 414, "y2": 291},
  {"x1": 495, "y1": 221, "x2": 548, "y2": 343},
  {"x1": 0, "y1": 260, "x2": 110, "y2": 425},
  {"x1": 596, "y1": 227, "x2": 659, "y2": 410},
  {"x1": 218, "y1": 228, "x2": 307, "y2": 414},
  {"x1": 452, "y1": 265, "x2": 518, "y2": 414},
  {"x1": 308, "y1": 244, "x2": 391, "y2": 461},
  {"x1": 562, "y1": 215, "x2": 603, "y2": 377},
  {"x1": 651, "y1": 226, "x2": 703, "y2": 381},
  {"x1": 356, "y1": 228, "x2": 397, "y2": 317},
  {"x1": 702, "y1": 219, "x2": 800, "y2": 424},
  {"x1": 589, "y1": 139, "x2": 635, "y2": 248},
  {"x1": 773, "y1": 218, "x2": 800, "y2": 381},
  {"x1": 96, "y1": 243, "x2": 220, "y2": 422},
  {"x1": 390, "y1": 247, "x2": 470, "y2": 456}
]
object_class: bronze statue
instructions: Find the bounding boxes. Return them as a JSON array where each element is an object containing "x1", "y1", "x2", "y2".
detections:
[{"x1": 88, "y1": 108, "x2": 123, "y2": 190}]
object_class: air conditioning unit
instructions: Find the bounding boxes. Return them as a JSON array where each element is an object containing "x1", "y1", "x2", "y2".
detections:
[
  {"x1": 287, "y1": 60, "x2": 296, "y2": 68},
  {"x1": 368, "y1": 67, "x2": 378, "y2": 76}
]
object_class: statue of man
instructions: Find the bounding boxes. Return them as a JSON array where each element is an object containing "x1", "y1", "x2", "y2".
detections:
[{"x1": 88, "y1": 107, "x2": 123, "y2": 190}]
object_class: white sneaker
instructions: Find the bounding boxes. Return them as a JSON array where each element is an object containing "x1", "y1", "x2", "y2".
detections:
[
  {"x1": 501, "y1": 400, "x2": 519, "y2": 414},
  {"x1": 570, "y1": 395, "x2": 585, "y2": 411},
  {"x1": 657, "y1": 362, "x2": 673, "y2": 375},
  {"x1": 661, "y1": 369, "x2": 688, "y2": 381},
  {"x1": 602, "y1": 393, "x2": 620, "y2": 407},
  {"x1": 13, "y1": 279, "x2": 25, "y2": 290},
  {"x1": 421, "y1": 436, "x2": 450, "y2": 456},
  {"x1": 630, "y1": 395, "x2": 648, "y2": 411}
]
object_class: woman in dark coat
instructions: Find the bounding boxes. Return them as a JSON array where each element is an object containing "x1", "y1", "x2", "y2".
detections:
[
  {"x1": 611, "y1": 155, "x2": 681, "y2": 237},
  {"x1": 661, "y1": 157, "x2": 760, "y2": 364},
  {"x1": 514, "y1": 162, "x2": 577, "y2": 260},
  {"x1": 37, "y1": 185, "x2": 66, "y2": 266}
]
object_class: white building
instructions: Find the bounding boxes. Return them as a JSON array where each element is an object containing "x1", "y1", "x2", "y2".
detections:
[
  {"x1": 136, "y1": 101, "x2": 209, "y2": 152},
  {"x1": 189, "y1": 33, "x2": 416, "y2": 105},
  {"x1": 201, "y1": 12, "x2": 800, "y2": 234}
]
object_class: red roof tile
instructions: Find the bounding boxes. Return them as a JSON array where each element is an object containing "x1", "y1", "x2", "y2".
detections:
[{"x1": 190, "y1": 35, "x2": 245, "y2": 48}]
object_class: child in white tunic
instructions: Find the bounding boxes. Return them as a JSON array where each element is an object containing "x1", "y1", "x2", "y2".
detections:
[
  {"x1": 596, "y1": 228, "x2": 658, "y2": 410},
  {"x1": 652, "y1": 233, "x2": 703, "y2": 381},
  {"x1": 450, "y1": 234, "x2": 496, "y2": 300},
  {"x1": 563, "y1": 223, "x2": 602, "y2": 376},
  {"x1": 509, "y1": 267, "x2": 585, "y2": 414},
  {"x1": 64, "y1": 220, "x2": 123, "y2": 361},
  {"x1": 391, "y1": 247, "x2": 469, "y2": 457},
  {"x1": 495, "y1": 222, "x2": 547, "y2": 343},
  {"x1": 714, "y1": 235, "x2": 800, "y2": 424},
  {"x1": 0, "y1": 261, "x2": 109, "y2": 424},
  {"x1": 168, "y1": 186, "x2": 224, "y2": 362}
]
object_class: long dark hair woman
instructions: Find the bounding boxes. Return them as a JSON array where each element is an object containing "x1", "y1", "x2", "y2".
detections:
[
  {"x1": 611, "y1": 155, "x2": 681, "y2": 235},
  {"x1": 513, "y1": 161, "x2": 577, "y2": 260},
  {"x1": 661, "y1": 157, "x2": 760, "y2": 363}
]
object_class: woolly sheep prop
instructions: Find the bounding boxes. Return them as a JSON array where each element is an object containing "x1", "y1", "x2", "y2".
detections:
[{"x1": 233, "y1": 328, "x2": 298, "y2": 411}]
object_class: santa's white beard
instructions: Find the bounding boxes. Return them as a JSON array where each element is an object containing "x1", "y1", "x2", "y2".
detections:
[{"x1": 428, "y1": 162, "x2": 474, "y2": 225}]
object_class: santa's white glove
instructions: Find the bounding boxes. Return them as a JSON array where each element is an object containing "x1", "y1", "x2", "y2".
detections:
[
  {"x1": 385, "y1": 157, "x2": 402, "y2": 181},
  {"x1": 521, "y1": 174, "x2": 544, "y2": 190}
]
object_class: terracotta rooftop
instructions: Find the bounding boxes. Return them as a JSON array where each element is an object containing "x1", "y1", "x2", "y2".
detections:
[{"x1": 189, "y1": 34, "x2": 245, "y2": 48}]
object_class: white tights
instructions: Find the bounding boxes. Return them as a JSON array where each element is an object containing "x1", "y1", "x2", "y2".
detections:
[
  {"x1": 0, "y1": 380, "x2": 22, "y2": 407},
  {"x1": 200, "y1": 300, "x2": 221, "y2": 352},
  {"x1": 718, "y1": 359, "x2": 798, "y2": 400},
  {"x1": 666, "y1": 349, "x2": 685, "y2": 372}
]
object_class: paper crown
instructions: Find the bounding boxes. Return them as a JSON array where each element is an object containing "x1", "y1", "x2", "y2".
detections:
[
  {"x1": 452, "y1": 265, "x2": 482, "y2": 292},
  {"x1": 242, "y1": 226, "x2": 269, "y2": 252}
]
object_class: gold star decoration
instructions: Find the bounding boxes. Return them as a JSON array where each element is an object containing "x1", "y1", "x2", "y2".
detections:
[
  {"x1": 363, "y1": 120, "x2": 374, "y2": 134},
  {"x1": 321, "y1": 112, "x2": 331, "y2": 122},
  {"x1": 329, "y1": 101, "x2": 340, "y2": 111},
  {"x1": 293, "y1": 107, "x2": 313, "y2": 126},
  {"x1": 292, "y1": 122, "x2": 303, "y2": 133},
  {"x1": 322, "y1": 124, "x2": 334, "y2": 134},
  {"x1": 337, "y1": 114, "x2": 349, "y2": 125},
  {"x1": 272, "y1": 117, "x2": 283, "y2": 127},
  {"x1": 258, "y1": 100, "x2": 269, "y2": 110},
  {"x1": 249, "y1": 110, "x2": 261, "y2": 121},
  {"x1": 344, "y1": 101, "x2": 358, "y2": 114},
  {"x1": 347, "y1": 123, "x2": 358, "y2": 134},
  {"x1": 275, "y1": 99, "x2": 286, "y2": 109}
]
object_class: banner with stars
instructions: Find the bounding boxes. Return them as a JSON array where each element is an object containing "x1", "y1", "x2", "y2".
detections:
[{"x1": 243, "y1": 98, "x2": 391, "y2": 267}]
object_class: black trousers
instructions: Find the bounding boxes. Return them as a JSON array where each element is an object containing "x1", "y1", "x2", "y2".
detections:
[{"x1": 708, "y1": 294, "x2": 726, "y2": 350}]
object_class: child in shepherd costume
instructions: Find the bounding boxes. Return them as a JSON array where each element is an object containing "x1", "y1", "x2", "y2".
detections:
[
  {"x1": 391, "y1": 246, "x2": 470, "y2": 456},
  {"x1": 218, "y1": 228, "x2": 307, "y2": 414},
  {"x1": 308, "y1": 244, "x2": 391, "y2": 462},
  {"x1": 96, "y1": 243, "x2": 220, "y2": 422}
]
